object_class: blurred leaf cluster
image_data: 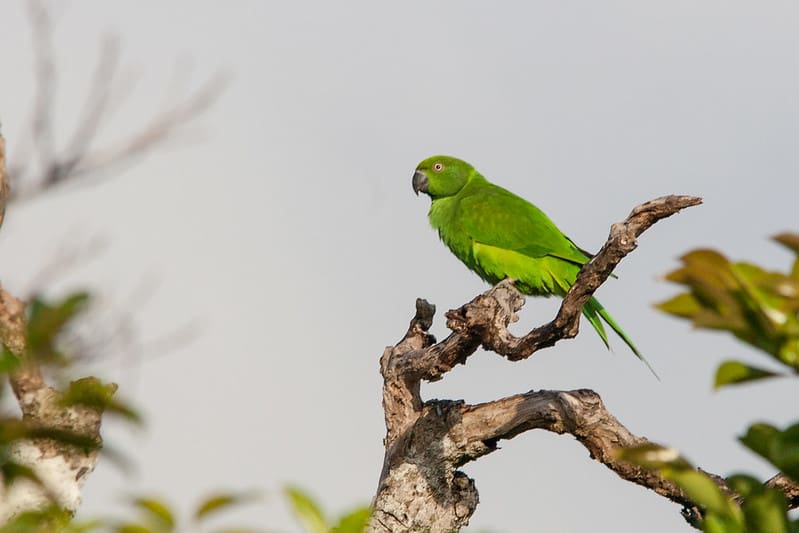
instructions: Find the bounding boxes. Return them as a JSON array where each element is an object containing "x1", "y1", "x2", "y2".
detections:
[
  {"x1": 623, "y1": 234, "x2": 799, "y2": 532},
  {"x1": 1, "y1": 293, "x2": 371, "y2": 532},
  {"x1": 0, "y1": 492, "x2": 258, "y2": 533},
  {"x1": 1, "y1": 487, "x2": 370, "y2": 533},
  {"x1": 657, "y1": 233, "x2": 799, "y2": 388},
  {"x1": 0, "y1": 292, "x2": 138, "y2": 509},
  {"x1": 108, "y1": 492, "x2": 263, "y2": 533},
  {"x1": 284, "y1": 486, "x2": 370, "y2": 533},
  {"x1": 26, "y1": 292, "x2": 91, "y2": 367},
  {"x1": 619, "y1": 443, "x2": 795, "y2": 532}
]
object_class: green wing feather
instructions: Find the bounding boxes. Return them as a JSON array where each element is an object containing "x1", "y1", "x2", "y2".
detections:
[
  {"x1": 458, "y1": 182, "x2": 590, "y2": 267},
  {"x1": 436, "y1": 174, "x2": 657, "y2": 376}
]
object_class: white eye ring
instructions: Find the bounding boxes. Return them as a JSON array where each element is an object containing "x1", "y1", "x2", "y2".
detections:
[{"x1": 433, "y1": 163, "x2": 444, "y2": 172}]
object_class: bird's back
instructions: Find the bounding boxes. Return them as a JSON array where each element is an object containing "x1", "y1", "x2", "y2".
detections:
[{"x1": 429, "y1": 172, "x2": 591, "y2": 296}]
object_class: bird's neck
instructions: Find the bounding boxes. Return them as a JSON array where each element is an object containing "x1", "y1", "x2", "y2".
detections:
[{"x1": 428, "y1": 170, "x2": 486, "y2": 230}]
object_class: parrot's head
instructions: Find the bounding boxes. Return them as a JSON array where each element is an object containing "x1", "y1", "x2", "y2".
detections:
[{"x1": 412, "y1": 156, "x2": 473, "y2": 199}]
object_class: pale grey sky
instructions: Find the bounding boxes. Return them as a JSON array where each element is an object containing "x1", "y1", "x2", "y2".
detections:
[{"x1": 2, "y1": 1, "x2": 799, "y2": 532}]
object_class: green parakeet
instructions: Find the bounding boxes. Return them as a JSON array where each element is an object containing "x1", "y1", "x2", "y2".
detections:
[{"x1": 412, "y1": 155, "x2": 655, "y2": 374}]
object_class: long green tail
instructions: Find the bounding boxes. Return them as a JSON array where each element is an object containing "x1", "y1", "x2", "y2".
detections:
[{"x1": 582, "y1": 296, "x2": 659, "y2": 378}]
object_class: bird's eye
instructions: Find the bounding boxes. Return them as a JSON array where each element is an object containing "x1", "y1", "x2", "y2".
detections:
[{"x1": 433, "y1": 163, "x2": 444, "y2": 172}]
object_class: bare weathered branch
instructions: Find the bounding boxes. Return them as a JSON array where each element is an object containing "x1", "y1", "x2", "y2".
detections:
[
  {"x1": 386, "y1": 195, "x2": 701, "y2": 394},
  {"x1": 369, "y1": 194, "x2": 791, "y2": 532},
  {"x1": 60, "y1": 71, "x2": 228, "y2": 184},
  {"x1": 460, "y1": 390, "x2": 691, "y2": 503},
  {"x1": 8, "y1": 1, "x2": 227, "y2": 203},
  {"x1": 446, "y1": 195, "x2": 703, "y2": 361}
]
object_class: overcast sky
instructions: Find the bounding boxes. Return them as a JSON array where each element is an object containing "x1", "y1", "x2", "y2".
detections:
[{"x1": 2, "y1": 1, "x2": 799, "y2": 532}]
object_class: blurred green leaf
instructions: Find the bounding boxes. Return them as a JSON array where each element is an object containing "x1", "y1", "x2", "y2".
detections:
[
  {"x1": 330, "y1": 506, "x2": 371, "y2": 533},
  {"x1": 616, "y1": 443, "x2": 692, "y2": 470},
  {"x1": 0, "y1": 505, "x2": 72, "y2": 532},
  {"x1": 209, "y1": 530, "x2": 270, "y2": 533},
  {"x1": 26, "y1": 292, "x2": 90, "y2": 365},
  {"x1": 193, "y1": 491, "x2": 260, "y2": 522},
  {"x1": 115, "y1": 524, "x2": 156, "y2": 533},
  {"x1": 658, "y1": 244, "x2": 799, "y2": 371},
  {"x1": 701, "y1": 512, "x2": 745, "y2": 533},
  {"x1": 618, "y1": 444, "x2": 742, "y2": 524},
  {"x1": 0, "y1": 459, "x2": 41, "y2": 489},
  {"x1": 285, "y1": 486, "x2": 328, "y2": 533},
  {"x1": 668, "y1": 470, "x2": 736, "y2": 518},
  {"x1": 29, "y1": 427, "x2": 100, "y2": 451},
  {"x1": 61, "y1": 378, "x2": 142, "y2": 425},
  {"x1": 742, "y1": 488, "x2": 791, "y2": 533},
  {"x1": 740, "y1": 423, "x2": 799, "y2": 483},
  {"x1": 773, "y1": 233, "x2": 799, "y2": 255},
  {"x1": 0, "y1": 347, "x2": 20, "y2": 374},
  {"x1": 726, "y1": 473, "x2": 764, "y2": 498},
  {"x1": 740, "y1": 423, "x2": 780, "y2": 460},
  {"x1": 0, "y1": 418, "x2": 33, "y2": 444},
  {"x1": 130, "y1": 497, "x2": 175, "y2": 532},
  {"x1": 727, "y1": 474, "x2": 791, "y2": 533},
  {"x1": 655, "y1": 292, "x2": 702, "y2": 318},
  {"x1": 714, "y1": 360, "x2": 781, "y2": 388},
  {"x1": 63, "y1": 519, "x2": 105, "y2": 533}
]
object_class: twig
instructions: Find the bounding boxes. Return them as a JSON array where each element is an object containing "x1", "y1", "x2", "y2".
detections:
[{"x1": 8, "y1": 1, "x2": 228, "y2": 202}]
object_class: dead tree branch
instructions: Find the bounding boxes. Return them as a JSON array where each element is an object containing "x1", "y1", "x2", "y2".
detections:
[
  {"x1": 369, "y1": 195, "x2": 799, "y2": 532},
  {"x1": 8, "y1": 0, "x2": 227, "y2": 202}
]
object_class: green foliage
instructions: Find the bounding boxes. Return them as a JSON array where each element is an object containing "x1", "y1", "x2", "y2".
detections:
[
  {"x1": 618, "y1": 444, "x2": 799, "y2": 533},
  {"x1": 648, "y1": 234, "x2": 799, "y2": 531},
  {"x1": 192, "y1": 492, "x2": 260, "y2": 522},
  {"x1": 714, "y1": 361, "x2": 780, "y2": 389},
  {"x1": 285, "y1": 487, "x2": 327, "y2": 533},
  {"x1": 0, "y1": 292, "x2": 370, "y2": 532},
  {"x1": 107, "y1": 492, "x2": 264, "y2": 533},
  {"x1": 617, "y1": 445, "x2": 744, "y2": 530},
  {"x1": 26, "y1": 292, "x2": 91, "y2": 366},
  {"x1": 726, "y1": 475, "x2": 791, "y2": 533},
  {"x1": 284, "y1": 487, "x2": 370, "y2": 533},
  {"x1": 740, "y1": 423, "x2": 799, "y2": 483},
  {"x1": 0, "y1": 505, "x2": 77, "y2": 533},
  {"x1": 101, "y1": 488, "x2": 369, "y2": 533},
  {"x1": 62, "y1": 378, "x2": 142, "y2": 425},
  {"x1": 0, "y1": 291, "x2": 143, "y2": 526},
  {"x1": 658, "y1": 234, "x2": 799, "y2": 388}
]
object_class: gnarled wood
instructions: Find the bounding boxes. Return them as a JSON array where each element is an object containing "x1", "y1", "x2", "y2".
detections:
[{"x1": 366, "y1": 195, "x2": 799, "y2": 532}]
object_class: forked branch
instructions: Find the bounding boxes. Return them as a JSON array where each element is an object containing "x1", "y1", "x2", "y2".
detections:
[{"x1": 369, "y1": 194, "x2": 799, "y2": 532}]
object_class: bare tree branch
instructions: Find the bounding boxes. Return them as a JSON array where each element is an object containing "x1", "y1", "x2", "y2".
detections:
[
  {"x1": 64, "y1": 72, "x2": 227, "y2": 182},
  {"x1": 8, "y1": 0, "x2": 227, "y2": 203},
  {"x1": 27, "y1": 0, "x2": 57, "y2": 172},
  {"x1": 446, "y1": 195, "x2": 703, "y2": 361},
  {"x1": 368, "y1": 194, "x2": 799, "y2": 532},
  {"x1": 461, "y1": 390, "x2": 694, "y2": 499}
]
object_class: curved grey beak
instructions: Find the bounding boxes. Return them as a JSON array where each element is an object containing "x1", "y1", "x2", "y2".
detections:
[{"x1": 412, "y1": 170, "x2": 428, "y2": 195}]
